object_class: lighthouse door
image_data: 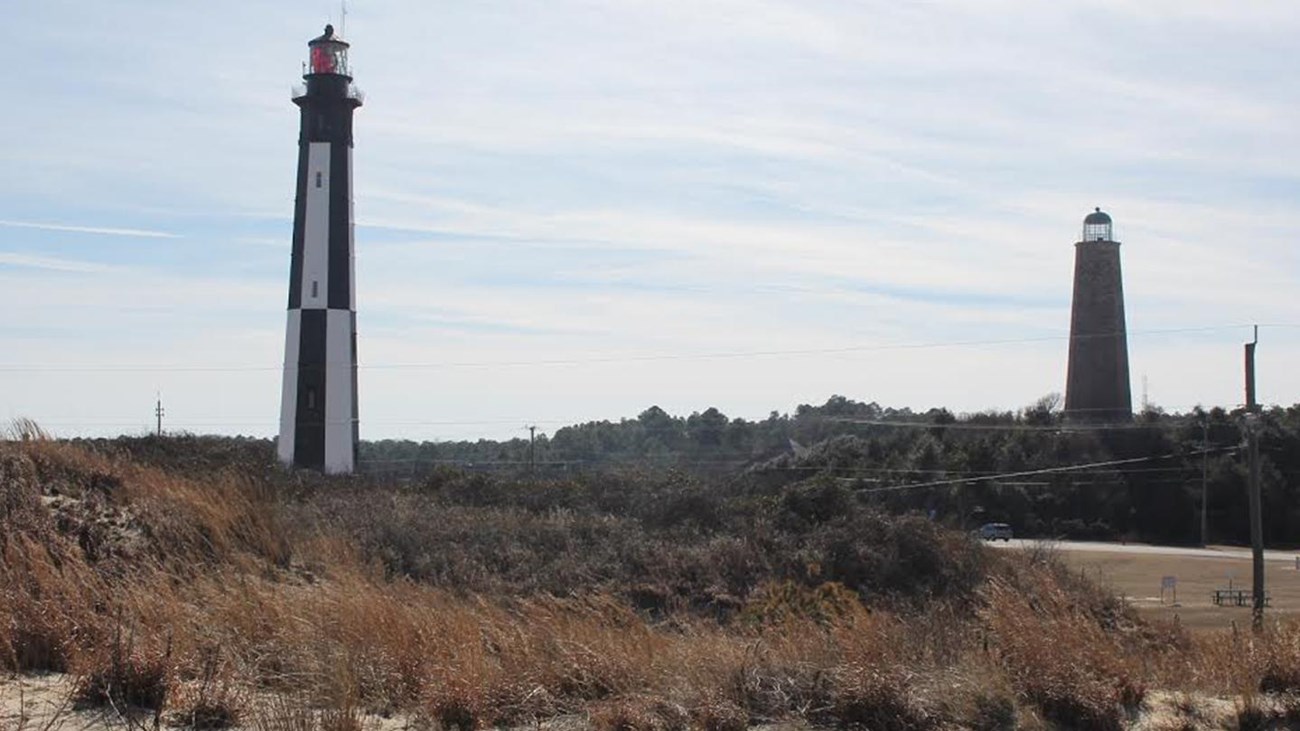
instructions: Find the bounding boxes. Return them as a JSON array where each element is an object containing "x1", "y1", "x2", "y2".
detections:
[{"x1": 295, "y1": 383, "x2": 326, "y2": 468}]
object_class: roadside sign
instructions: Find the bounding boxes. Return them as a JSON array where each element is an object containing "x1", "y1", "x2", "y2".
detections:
[{"x1": 1160, "y1": 575, "x2": 1178, "y2": 605}]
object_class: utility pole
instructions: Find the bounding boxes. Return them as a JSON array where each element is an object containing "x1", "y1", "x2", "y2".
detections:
[
  {"x1": 528, "y1": 425, "x2": 536, "y2": 475},
  {"x1": 154, "y1": 394, "x2": 165, "y2": 436},
  {"x1": 1244, "y1": 325, "x2": 1264, "y2": 633},
  {"x1": 1200, "y1": 417, "x2": 1209, "y2": 547}
]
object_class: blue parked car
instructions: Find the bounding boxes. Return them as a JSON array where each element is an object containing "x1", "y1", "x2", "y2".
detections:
[{"x1": 978, "y1": 523, "x2": 1013, "y2": 541}]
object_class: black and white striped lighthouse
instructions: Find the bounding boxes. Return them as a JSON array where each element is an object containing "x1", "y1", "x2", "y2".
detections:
[{"x1": 278, "y1": 25, "x2": 362, "y2": 473}]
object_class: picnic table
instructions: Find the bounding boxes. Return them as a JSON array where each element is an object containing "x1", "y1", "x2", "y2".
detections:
[{"x1": 1212, "y1": 588, "x2": 1270, "y2": 607}]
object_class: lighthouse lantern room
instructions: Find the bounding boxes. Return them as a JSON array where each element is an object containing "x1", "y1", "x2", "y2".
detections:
[{"x1": 309, "y1": 31, "x2": 349, "y2": 76}]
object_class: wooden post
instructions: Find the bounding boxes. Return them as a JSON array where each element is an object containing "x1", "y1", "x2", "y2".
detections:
[{"x1": 1245, "y1": 326, "x2": 1264, "y2": 633}]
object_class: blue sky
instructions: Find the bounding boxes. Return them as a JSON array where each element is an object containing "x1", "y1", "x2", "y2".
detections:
[{"x1": 2, "y1": 0, "x2": 1298, "y2": 440}]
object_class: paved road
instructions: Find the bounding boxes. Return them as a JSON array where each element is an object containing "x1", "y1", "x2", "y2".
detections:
[{"x1": 990, "y1": 538, "x2": 1298, "y2": 563}]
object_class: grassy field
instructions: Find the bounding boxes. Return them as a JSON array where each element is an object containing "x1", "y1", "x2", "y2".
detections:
[{"x1": 1058, "y1": 548, "x2": 1300, "y2": 631}]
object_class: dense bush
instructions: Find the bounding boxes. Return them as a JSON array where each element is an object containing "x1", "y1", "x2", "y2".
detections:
[{"x1": 285, "y1": 466, "x2": 988, "y2": 615}]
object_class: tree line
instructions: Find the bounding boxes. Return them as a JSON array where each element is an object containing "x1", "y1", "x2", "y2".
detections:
[{"x1": 362, "y1": 395, "x2": 1300, "y2": 546}]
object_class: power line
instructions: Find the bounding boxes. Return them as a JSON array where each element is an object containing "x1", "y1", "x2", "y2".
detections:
[
  {"x1": 827, "y1": 417, "x2": 1199, "y2": 432},
  {"x1": 16, "y1": 408, "x2": 1264, "y2": 433},
  {"x1": 0, "y1": 323, "x2": 1270, "y2": 374},
  {"x1": 857, "y1": 447, "x2": 1241, "y2": 494},
  {"x1": 354, "y1": 449, "x2": 1259, "y2": 477},
  {"x1": 770, "y1": 464, "x2": 1221, "y2": 476},
  {"x1": 28, "y1": 418, "x2": 573, "y2": 428}
]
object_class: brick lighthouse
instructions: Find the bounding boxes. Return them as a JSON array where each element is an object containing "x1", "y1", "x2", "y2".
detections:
[
  {"x1": 278, "y1": 25, "x2": 362, "y2": 473},
  {"x1": 1064, "y1": 208, "x2": 1132, "y2": 423}
]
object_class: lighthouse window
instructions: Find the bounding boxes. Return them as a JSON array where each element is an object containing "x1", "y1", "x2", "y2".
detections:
[
  {"x1": 306, "y1": 388, "x2": 317, "y2": 410},
  {"x1": 311, "y1": 46, "x2": 332, "y2": 74},
  {"x1": 315, "y1": 172, "x2": 323, "y2": 188},
  {"x1": 310, "y1": 44, "x2": 348, "y2": 75},
  {"x1": 311, "y1": 280, "x2": 319, "y2": 298}
]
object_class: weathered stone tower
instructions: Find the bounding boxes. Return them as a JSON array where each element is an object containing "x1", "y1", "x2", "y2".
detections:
[{"x1": 1064, "y1": 208, "x2": 1132, "y2": 422}]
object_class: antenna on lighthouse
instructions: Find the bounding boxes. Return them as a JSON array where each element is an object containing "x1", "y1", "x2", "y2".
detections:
[{"x1": 340, "y1": 0, "x2": 348, "y2": 37}]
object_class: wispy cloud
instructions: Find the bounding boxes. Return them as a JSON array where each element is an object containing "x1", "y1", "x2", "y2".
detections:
[
  {"x1": 0, "y1": 0, "x2": 1297, "y2": 439},
  {"x1": 0, "y1": 219, "x2": 179, "y2": 239},
  {"x1": 0, "y1": 253, "x2": 120, "y2": 273},
  {"x1": 233, "y1": 236, "x2": 287, "y2": 248}
]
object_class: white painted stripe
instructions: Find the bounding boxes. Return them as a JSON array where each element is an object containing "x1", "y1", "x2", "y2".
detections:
[
  {"x1": 323, "y1": 309, "x2": 355, "y2": 474},
  {"x1": 277, "y1": 310, "x2": 301, "y2": 465},
  {"x1": 301, "y1": 142, "x2": 331, "y2": 309},
  {"x1": 348, "y1": 146, "x2": 356, "y2": 310}
]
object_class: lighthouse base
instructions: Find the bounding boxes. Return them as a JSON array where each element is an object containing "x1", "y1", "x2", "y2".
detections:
[{"x1": 278, "y1": 308, "x2": 357, "y2": 474}]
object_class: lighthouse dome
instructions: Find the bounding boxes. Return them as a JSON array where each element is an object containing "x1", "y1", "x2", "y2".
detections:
[
  {"x1": 310, "y1": 25, "x2": 349, "y2": 45},
  {"x1": 1084, "y1": 208, "x2": 1111, "y2": 225},
  {"x1": 1081, "y1": 207, "x2": 1113, "y2": 242}
]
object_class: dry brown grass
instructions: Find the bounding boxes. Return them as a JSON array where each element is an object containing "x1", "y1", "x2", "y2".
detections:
[
  {"x1": 981, "y1": 554, "x2": 1153, "y2": 730},
  {"x1": 1158, "y1": 618, "x2": 1300, "y2": 700},
  {"x1": 10, "y1": 436, "x2": 1300, "y2": 729},
  {"x1": 95, "y1": 572, "x2": 951, "y2": 727},
  {"x1": 70, "y1": 629, "x2": 171, "y2": 713}
]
